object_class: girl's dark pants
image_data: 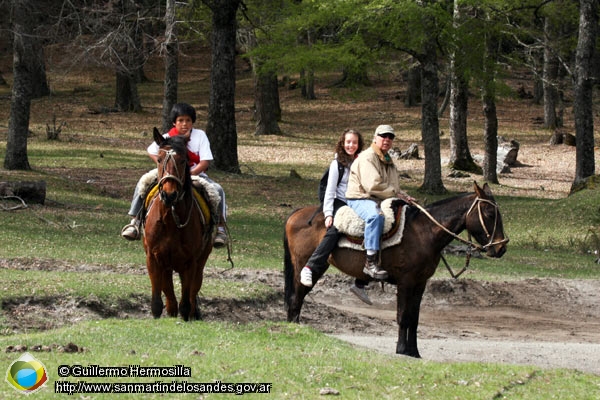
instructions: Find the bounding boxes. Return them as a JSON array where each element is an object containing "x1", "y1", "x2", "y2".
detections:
[{"x1": 306, "y1": 198, "x2": 369, "y2": 288}]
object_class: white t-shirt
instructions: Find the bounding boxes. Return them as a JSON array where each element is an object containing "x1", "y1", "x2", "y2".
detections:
[{"x1": 147, "y1": 128, "x2": 214, "y2": 169}]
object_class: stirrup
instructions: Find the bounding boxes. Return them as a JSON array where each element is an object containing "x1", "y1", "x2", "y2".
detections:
[
  {"x1": 363, "y1": 266, "x2": 388, "y2": 280},
  {"x1": 213, "y1": 230, "x2": 228, "y2": 248},
  {"x1": 363, "y1": 253, "x2": 387, "y2": 280},
  {"x1": 121, "y1": 222, "x2": 140, "y2": 241}
]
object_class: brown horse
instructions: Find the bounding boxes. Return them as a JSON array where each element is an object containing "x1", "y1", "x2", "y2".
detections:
[
  {"x1": 284, "y1": 182, "x2": 508, "y2": 357},
  {"x1": 143, "y1": 128, "x2": 214, "y2": 321}
]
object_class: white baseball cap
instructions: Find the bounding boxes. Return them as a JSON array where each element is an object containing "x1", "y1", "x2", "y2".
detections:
[{"x1": 374, "y1": 124, "x2": 395, "y2": 138}]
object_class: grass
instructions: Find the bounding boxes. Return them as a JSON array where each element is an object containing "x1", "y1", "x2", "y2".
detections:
[
  {"x1": 1, "y1": 320, "x2": 598, "y2": 399},
  {"x1": 0, "y1": 267, "x2": 275, "y2": 303}
]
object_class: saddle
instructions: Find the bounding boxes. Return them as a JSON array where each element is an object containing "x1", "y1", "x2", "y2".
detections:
[
  {"x1": 139, "y1": 169, "x2": 221, "y2": 225},
  {"x1": 333, "y1": 198, "x2": 408, "y2": 251}
]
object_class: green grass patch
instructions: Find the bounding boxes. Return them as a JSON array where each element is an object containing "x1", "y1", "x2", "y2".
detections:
[{"x1": 0, "y1": 320, "x2": 598, "y2": 399}]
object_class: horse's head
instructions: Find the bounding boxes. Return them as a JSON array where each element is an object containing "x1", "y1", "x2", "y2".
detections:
[
  {"x1": 465, "y1": 182, "x2": 509, "y2": 258},
  {"x1": 153, "y1": 127, "x2": 190, "y2": 207}
]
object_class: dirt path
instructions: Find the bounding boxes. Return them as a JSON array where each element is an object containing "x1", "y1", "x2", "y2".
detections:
[
  {"x1": 303, "y1": 274, "x2": 600, "y2": 375},
  {"x1": 2, "y1": 261, "x2": 600, "y2": 375},
  {"x1": 200, "y1": 268, "x2": 600, "y2": 375}
]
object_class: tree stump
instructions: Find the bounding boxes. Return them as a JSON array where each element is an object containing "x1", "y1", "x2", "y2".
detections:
[
  {"x1": 550, "y1": 130, "x2": 576, "y2": 146},
  {"x1": 497, "y1": 137, "x2": 520, "y2": 173},
  {"x1": 399, "y1": 143, "x2": 420, "y2": 159},
  {"x1": 0, "y1": 181, "x2": 46, "y2": 204}
]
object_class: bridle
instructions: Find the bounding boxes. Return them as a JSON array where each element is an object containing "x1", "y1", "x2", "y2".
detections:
[
  {"x1": 411, "y1": 196, "x2": 509, "y2": 252},
  {"x1": 410, "y1": 195, "x2": 508, "y2": 278},
  {"x1": 157, "y1": 149, "x2": 185, "y2": 202},
  {"x1": 465, "y1": 197, "x2": 510, "y2": 250},
  {"x1": 156, "y1": 148, "x2": 200, "y2": 228}
]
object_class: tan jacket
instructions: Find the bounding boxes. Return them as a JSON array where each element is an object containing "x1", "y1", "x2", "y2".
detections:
[{"x1": 346, "y1": 143, "x2": 403, "y2": 201}]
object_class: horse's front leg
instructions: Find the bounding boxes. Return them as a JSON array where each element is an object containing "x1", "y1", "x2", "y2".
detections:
[
  {"x1": 147, "y1": 257, "x2": 165, "y2": 318},
  {"x1": 150, "y1": 291, "x2": 163, "y2": 319},
  {"x1": 189, "y1": 254, "x2": 209, "y2": 321},
  {"x1": 395, "y1": 283, "x2": 426, "y2": 358},
  {"x1": 161, "y1": 268, "x2": 178, "y2": 318},
  {"x1": 177, "y1": 267, "x2": 195, "y2": 321},
  {"x1": 179, "y1": 264, "x2": 205, "y2": 321}
]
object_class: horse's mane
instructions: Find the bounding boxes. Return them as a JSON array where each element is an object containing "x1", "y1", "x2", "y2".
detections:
[
  {"x1": 425, "y1": 192, "x2": 471, "y2": 209},
  {"x1": 405, "y1": 191, "x2": 472, "y2": 222}
]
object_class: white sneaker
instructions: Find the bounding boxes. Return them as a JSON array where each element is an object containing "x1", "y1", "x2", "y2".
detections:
[{"x1": 300, "y1": 266, "x2": 313, "y2": 287}]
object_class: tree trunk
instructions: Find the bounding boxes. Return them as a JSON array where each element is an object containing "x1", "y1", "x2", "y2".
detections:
[
  {"x1": 133, "y1": 22, "x2": 148, "y2": 84},
  {"x1": 30, "y1": 40, "x2": 50, "y2": 98},
  {"x1": 404, "y1": 62, "x2": 421, "y2": 107},
  {"x1": 254, "y1": 66, "x2": 282, "y2": 135},
  {"x1": 419, "y1": 16, "x2": 446, "y2": 195},
  {"x1": 448, "y1": 0, "x2": 478, "y2": 173},
  {"x1": 299, "y1": 29, "x2": 316, "y2": 100},
  {"x1": 162, "y1": 0, "x2": 178, "y2": 133},
  {"x1": 300, "y1": 68, "x2": 316, "y2": 100},
  {"x1": 533, "y1": 71, "x2": 543, "y2": 105},
  {"x1": 482, "y1": 95, "x2": 499, "y2": 183},
  {"x1": 482, "y1": 26, "x2": 499, "y2": 184},
  {"x1": 4, "y1": 0, "x2": 33, "y2": 171},
  {"x1": 449, "y1": 72, "x2": 479, "y2": 172},
  {"x1": 114, "y1": 71, "x2": 142, "y2": 112},
  {"x1": 204, "y1": 0, "x2": 241, "y2": 173},
  {"x1": 543, "y1": 16, "x2": 559, "y2": 129},
  {"x1": 572, "y1": 0, "x2": 598, "y2": 190},
  {"x1": 437, "y1": 75, "x2": 450, "y2": 116}
]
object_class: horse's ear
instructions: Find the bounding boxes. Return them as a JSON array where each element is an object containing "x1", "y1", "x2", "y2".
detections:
[
  {"x1": 181, "y1": 131, "x2": 191, "y2": 142},
  {"x1": 481, "y1": 183, "x2": 493, "y2": 196},
  {"x1": 153, "y1": 127, "x2": 165, "y2": 146},
  {"x1": 474, "y1": 181, "x2": 493, "y2": 198}
]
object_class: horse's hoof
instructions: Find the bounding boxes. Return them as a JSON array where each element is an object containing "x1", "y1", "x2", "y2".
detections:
[{"x1": 396, "y1": 347, "x2": 421, "y2": 358}]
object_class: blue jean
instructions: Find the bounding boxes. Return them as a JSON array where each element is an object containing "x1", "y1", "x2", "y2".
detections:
[
  {"x1": 128, "y1": 184, "x2": 144, "y2": 217},
  {"x1": 347, "y1": 199, "x2": 384, "y2": 251}
]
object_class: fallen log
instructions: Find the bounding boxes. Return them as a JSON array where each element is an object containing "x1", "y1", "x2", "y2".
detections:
[{"x1": 0, "y1": 181, "x2": 46, "y2": 205}]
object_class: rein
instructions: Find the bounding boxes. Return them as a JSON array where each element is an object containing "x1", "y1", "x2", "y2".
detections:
[
  {"x1": 410, "y1": 197, "x2": 508, "y2": 251},
  {"x1": 410, "y1": 196, "x2": 509, "y2": 278}
]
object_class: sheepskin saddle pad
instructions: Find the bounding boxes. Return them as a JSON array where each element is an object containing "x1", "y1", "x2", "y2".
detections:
[
  {"x1": 138, "y1": 168, "x2": 221, "y2": 221},
  {"x1": 333, "y1": 198, "x2": 407, "y2": 251}
]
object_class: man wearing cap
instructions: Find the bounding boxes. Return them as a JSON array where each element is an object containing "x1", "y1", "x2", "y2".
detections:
[{"x1": 345, "y1": 124, "x2": 415, "y2": 280}]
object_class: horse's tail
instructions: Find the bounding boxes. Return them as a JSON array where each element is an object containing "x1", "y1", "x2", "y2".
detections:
[{"x1": 283, "y1": 213, "x2": 296, "y2": 311}]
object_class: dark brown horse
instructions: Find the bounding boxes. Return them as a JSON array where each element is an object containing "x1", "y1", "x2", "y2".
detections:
[
  {"x1": 284, "y1": 182, "x2": 508, "y2": 357},
  {"x1": 143, "y1": 128, "x2": 214, "y2": 321}
]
